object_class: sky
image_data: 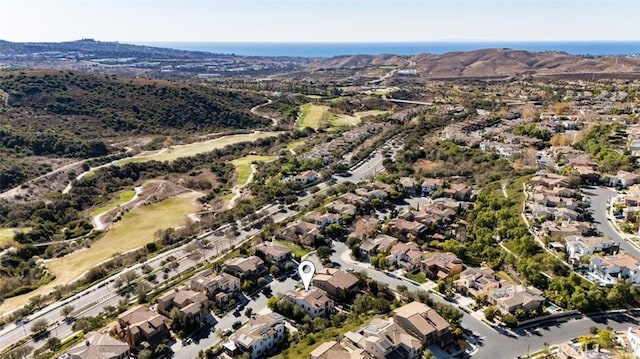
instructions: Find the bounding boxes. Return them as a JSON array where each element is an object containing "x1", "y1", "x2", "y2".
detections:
[{"x1": 1, "y1": 0, "x2": 639, "y2": 43}]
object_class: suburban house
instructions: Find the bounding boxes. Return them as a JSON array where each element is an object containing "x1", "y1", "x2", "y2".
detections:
[
  {"x1": 390, "y1": 218, "x2": 428, "y2": 238},
  {"x1": 359, "y1": 234, "x2": 398, "y2": 258},
  {"x1": 488, "y1": 285, "x2": 545, "y2": 314},
  {"x1": 312, "y1": 268, "x2": 360, "y2": 301},
  {"x1": 114, "y1": 305, "x2": 170, "y2": 349},
  {"x1": 225, "y1": 313, "x2": 287, "y2": 359},
  {"x1": 190, "y1": 271, "x2": 240, "y2": 303},
  {"x1": 420, "y1": 252, "x2": 464, "y2": 280},
  {"x1": 387, "y1": 242, "x2": 425, "y2": 271},
  {"x1": 455, "y1": 266, "x2": 501, "y2": 297},
  {"x1": 531, "y1": 172, "x2": 571, "y2": 188},
  {"x1": 338, "y1": 193, "x2": 369, "y2": 208},
  {"x1": 309, "y1": 340, "x2": 367, "y2": 359},
  {"x1": 281, "y1": 220, "x2": 321, "y2": 246},
  {"x1": 304, "y1": 210, "x2": 342, "y2": 228},
  {"x1": 285, "y1": 287, "x2": 334, "y2": 318},
  {"x1": 355, "y1": 188, "x2": 389, "y2": 201},
  {"x1": 293, "y1": 170, "x2": 319, "y2": 185},
  {"x1": 443, "y1": 183, "x2": 474, "y2": 201},
  {"x1": 589, "y1": 254, "x2": 640, "y2": 285},
  {"x1": 344, "y1": 318, "x2": 422, "y2": 359},
  {"x1": 392, "y1": 302, "x2": 452, "y2": 347},
  {"x1": 254, "y1": 242, "x2": 292, "y2": 265},
  {"x1": 224, "y1": 256, "x2": 267, "y2": 280},
  {"x1": 623, "y1": 327, "x2": 640, "y2": 359},
  {"x1": 156, "y1": 287, "x2": 209, "y2": 324},
  {"x1": 64, "y1": 331, "x2": 129, "y2": 359},
  {"x1": 422, "y1": 178, "x2": 444, "y2": 196},
  {"x1": 565, "y1": 235, "x2": 619, "y2": 263},
  {"x1": 399, "y1": 177, "x2": 418, "y2": 195},
  {"x1": 609, "y1": 171, "x2": 640, "y2": 188},
  {"x1": 326, "y1": 200, "x2": 357, "y2": 217},
  {"x1": 542, "y1": 220, "x2": 591, "y2": 237}
]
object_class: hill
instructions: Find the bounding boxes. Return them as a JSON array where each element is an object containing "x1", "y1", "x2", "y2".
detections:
[
  {"x1": 308, "y1": 48, "x2": 640, "y2": 78},
  {"x1": 0, "y1": 70, "x2": 270, "y2": 190}
]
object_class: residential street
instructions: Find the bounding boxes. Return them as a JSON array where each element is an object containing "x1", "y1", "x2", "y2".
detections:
[{"x1": 584, "y1": 186, "x2": 640, "y2": 258}]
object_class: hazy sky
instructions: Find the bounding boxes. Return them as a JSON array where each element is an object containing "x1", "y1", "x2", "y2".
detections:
[{"x1": 1, "y1": 0, "x2": 639, "y2": 42}]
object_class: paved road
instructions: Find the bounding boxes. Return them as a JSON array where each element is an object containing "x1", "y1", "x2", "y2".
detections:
[
  {"x1": 173, "y1": 277, "x2": 297, "y2": 359},
  {"x1": 316, "y1": 242, "x2": 640, "y2": 359},
  {"x1": 584, "y1": 186, "x2": 640, "y2": 258}
]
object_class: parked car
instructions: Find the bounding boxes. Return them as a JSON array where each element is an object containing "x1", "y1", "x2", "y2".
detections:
[
  {"x1": 222, "y1": 328, "x2": 233, "y2": 336},
  {"x1": 232, "y1": 320, "x2": 242, "y2": 329}
]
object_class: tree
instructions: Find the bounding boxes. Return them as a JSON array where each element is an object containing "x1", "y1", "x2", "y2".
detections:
[
  {"x1": 316, "y1": 246, "x2": 334, "y2": 262},
  {"x1": 46, "y1": 337, "x2": 61, "y2": 351},
  {"x1": 61, "y1": 305, "x2": 74, "y2": 319},
  {"x1": 502, "y1": 313, "x2": 518, "y2": 327},
  {"x1": 138, "y1": 349, "x2": 153, "y2": 359},
  {"x1": 257, "y1": 277, "x2": 267, "y2": 287},
  {"x1": 244, "y1": 307, "x2": 253, "y2": 317},
  {"x1": 30, "y1": 319, "x2": 48, "y2": 334},
  {"x1": 423, "y1": 349, "x2": 436, "y2": 359},
  {"x1": 121, "y1": 271, "x2": 137, "y2": 287}
]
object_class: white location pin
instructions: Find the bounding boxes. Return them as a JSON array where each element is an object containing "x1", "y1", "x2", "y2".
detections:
[{"x1": 298, "y1": 260, "x2": 316, "y2": 291}]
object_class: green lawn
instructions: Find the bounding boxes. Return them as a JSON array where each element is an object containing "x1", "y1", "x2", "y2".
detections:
[
  {"x1": 230, "y1": 155, "x2": 277, "y2": 186},
  {"x1": 355, "y1": 110, "x2": 388, "y2": 119},
  {"x1": 0, "y1": 227, "x2": 30, "y2": 248},
  {"x1": 114, "y1": 132, "x2": 280, "y2": 165},
  {"x1": 90, "y1": 189, "x2": 136, "y2": 217},
  {"x1": 329, "y1": 114, "x2": 360, "y2": 127},
  {"x1": 275, "y1": 240, "x2": 310, "y2": 258},
  {"x1": 405, "y1": 271, "x2": 428, "y2": 284},
  {"x1": 0, "y1": 192, "x2": 201, "y2": 316},
  {"x1": 285, "y1": 140, "x2": 306, "y2": 152},
  {"x1": 297, "y1": 104, "x2": 330, "y2": 130}
]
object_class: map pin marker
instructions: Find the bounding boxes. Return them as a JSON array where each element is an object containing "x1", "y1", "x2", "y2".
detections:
[{"x1": 298, "y1": 260, "x2": 316, "y2": 291}]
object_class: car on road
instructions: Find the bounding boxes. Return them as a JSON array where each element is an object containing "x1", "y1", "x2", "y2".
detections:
[
  {"x1": 232, "y1": 320, "x2": 242, "y2": 329},
  {"x1": 222, "y1": 328, "x2": 233, "y2": 336},
  {"x1": 346, "y1": 268, "x2": 356, "y2": 273}
]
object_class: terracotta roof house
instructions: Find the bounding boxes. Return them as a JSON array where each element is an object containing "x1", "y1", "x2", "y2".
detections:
[
  {"x1": 399, "y1": 177, "x2": 418, "y2": 195},
  {"x1": 360, "y1": 234, "x2": 398, "y2": 258},
  {"x1": 339, "y1": 193, "x2": 370, "y2": 207},
  {"x1": 390, "y1": 218, "x2": 428, "y2": 238},
  {"x1": 254, "y1": 242, "x2": 292, "y2": 265},
  {"x1": 488, "y1": 285, "x2": 545, "y2": 314},
  {"x1": 224, "y1": 256, "x2": 266, "y2": 280},
  {"x1": 455, "y1": 266, "x2": 501, "y2": 297},
  {"x1": 114, "y1": 305, "x2": 170, "y2": 349},
  {"x1": 326, "y1": 200, "x2": 357, "y2": 217},
  {"x1": 443, "y1": 183, "x2": 474, "y2": 201},
  {"x1": 156, "y1": 287, "x2": 209, "y2": 323},
  {"x1": 387, "y1": 242, "x2": 424, "y2": 271},
  {"x1": 345, "y1": 318, "x2": 422, "y2": 359},
  {"x1": 392, "y1": 302, "x2": 452, "y2": 347},
  {"x1": 190, "y1": 271, "x2": 240, "y2": 303},
  {"x1": 420, "y1": 252, "x2": 464, "y2": 280},
  {"x1": 64, "y1": 331, "x2": 129, "y2": 359},
  {"x1": 565, "y1": 235, "x2": 619, "y2": 263},
  {"x1": 609, "y1": 171, "x2": 640, "y2": 188},
  {"x1": 309, "y1": 340, "x2": 367, "y2": 359},
  {"x1": 227, "y1": 313, "x2": 287, "y2": 359},
  {"x1": 285, "y1": 287, "x2": 334, "y2": 318},
  {"x1": 531, "y1": 172, "x2": 570, "y2": 188},
  {"x1": 304, "y1": 211, "x2": 342, "y2": 228},
  {"x1": 293, "y1": 170, "x2": 319, "y2": 185},
  {"x1": 589, "y1": 254, "x2": 640, "y2": 285},
  {"x1": 312, "y1": 268, "x2": 360, "y2": 301},
  {"x1": 542, "y1": 220, "x2": 591, "y2": 237},
  {"x1": 281, "y1": 220, "x2": 321, "y2": 246},
  {"x1": 422, "y1": 178, "x2": 444, "y2": 196}
]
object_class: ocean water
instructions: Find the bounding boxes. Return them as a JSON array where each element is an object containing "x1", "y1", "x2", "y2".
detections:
[{"x1": 138, "y1": 41, "x2": 640, "y2": 57}]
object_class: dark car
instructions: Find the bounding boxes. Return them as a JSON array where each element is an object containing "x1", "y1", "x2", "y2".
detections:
[{"x1": 232, "y1": 320, "x2": 242, "y2": 329}]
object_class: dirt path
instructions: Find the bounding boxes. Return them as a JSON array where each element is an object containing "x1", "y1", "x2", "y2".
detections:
[
  {"x1": 0, "y1": 159, "x2": 87, "y2": 199},
  {"x1": 250, "y1": 99, "x2": 279, "y2": 126},
  {"x1": 227, "y1": 164, "x2": 257, "y2": 209}
]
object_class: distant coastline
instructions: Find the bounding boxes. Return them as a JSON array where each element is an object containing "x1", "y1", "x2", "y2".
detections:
[{"x1": 135, "y1": 41, "x2": 640, "y2": 57}]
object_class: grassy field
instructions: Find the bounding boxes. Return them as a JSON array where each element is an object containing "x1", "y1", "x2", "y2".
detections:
[
  {"x1": 330, "y1": 114, "x2": 360, "y2": 127},
  {"x1": 297, "y1": 104, "x2": 330, "y2": 130},
  {"x1": 0, "y1": 192, "x2": 200, "y2": 315},
  {"x1": 0, "y1": 228, "x2": 30, "y2": 248},
  {"x1": 285, "y1": 140, "x2": 306, "y2": 152},
  {"x1": 355, "y1": 110, "x2": 387, "y2": 119},
  {"x1": 230, "y1": 155, "x2": 277, "y2": 186},
  {"x1": 114, "y1": 132, "x2": 280, "y2": 165},
  {"x1": 90, "y1": 189, "x2": 136, "y2": 217}
]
